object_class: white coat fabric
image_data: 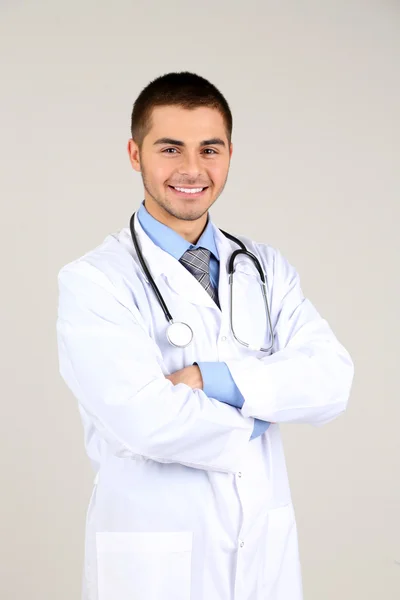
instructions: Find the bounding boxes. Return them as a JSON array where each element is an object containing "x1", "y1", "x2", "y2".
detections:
[{"x1": 56, "y1": 213, "x2": 354, "y2": 600}]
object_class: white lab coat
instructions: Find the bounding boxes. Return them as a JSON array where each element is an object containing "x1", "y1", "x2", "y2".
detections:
[{"x1": 56, "y1": 214, "x2": 354, "y2": 600}]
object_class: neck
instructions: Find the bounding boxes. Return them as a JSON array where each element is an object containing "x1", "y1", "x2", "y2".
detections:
[{"x1": 144, "y1": 198, "x2": 208, "y2": 244}]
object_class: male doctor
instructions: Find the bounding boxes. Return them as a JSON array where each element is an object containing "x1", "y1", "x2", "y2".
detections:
[{"x1": 57, "y1": 71, "x2": 354, "y2": 600}]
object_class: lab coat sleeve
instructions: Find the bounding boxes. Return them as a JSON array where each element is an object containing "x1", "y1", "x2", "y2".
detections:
[
  {"x1": 224, "y1": 248, "x2": 354, "y2": 425},
  {"x1": 196, "y1": 361, "x2": 271, "y2": 439},
  {"x1": 56, "y1": 261, "x2": 254, "y2": 474}
]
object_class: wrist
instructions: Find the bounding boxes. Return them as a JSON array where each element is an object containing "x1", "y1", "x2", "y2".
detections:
[{"x1": 193, "y1": 365, "x2": 203, "y2": 390}]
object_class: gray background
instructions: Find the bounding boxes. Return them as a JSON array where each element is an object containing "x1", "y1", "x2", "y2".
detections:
[{"x1": 1, "y1": 1, "x2": 399, "y2": 598}]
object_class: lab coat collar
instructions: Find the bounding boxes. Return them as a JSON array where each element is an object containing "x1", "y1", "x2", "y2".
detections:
[{"x1": 131, "y1": 212, "x2": 238, "y2": 311}]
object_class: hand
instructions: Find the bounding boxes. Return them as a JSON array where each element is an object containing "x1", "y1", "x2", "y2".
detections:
[{"x1": 166, "y1": 365, "x2": 204, "y2": 390}]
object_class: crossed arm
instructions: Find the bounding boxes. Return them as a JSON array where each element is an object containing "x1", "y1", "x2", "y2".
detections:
[
  {"x1": 57, "y1": 251, "x2": 354, "y2": 474},
  {"x1": 166, "y1": 366, "x2": 273, "y2": 437}
]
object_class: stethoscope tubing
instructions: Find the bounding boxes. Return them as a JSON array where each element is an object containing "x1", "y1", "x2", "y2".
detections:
[
  {"x1": 130, "y1": 212, "x2": 274, "y2": 351},
  {"x1": 130, "y1": 212, "x2": 174, "y2": 323}
]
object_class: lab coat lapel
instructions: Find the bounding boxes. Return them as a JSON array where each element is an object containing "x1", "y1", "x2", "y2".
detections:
[
  {"x1": 163, "y1": 261, "x2": 218, "y2": 309},
  {"x1": 132, "y1": 214, "x2": 218, "y2": 309},
  {"x1": 212, "y1": 224, "x2": 235, "y2": 316}
]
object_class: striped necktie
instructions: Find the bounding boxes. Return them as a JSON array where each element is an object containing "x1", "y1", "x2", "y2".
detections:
[{"x1": 179, "y1": 247, "x2": 220, "y2": 307}]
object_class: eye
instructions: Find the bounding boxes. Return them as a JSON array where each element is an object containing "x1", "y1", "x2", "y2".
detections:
[
  {"x1": 162, "y1": 148, "x2": 179, "y2": 154},
  {"x1": 203, "y1": 148, "x2": 217, "y2": 154}
]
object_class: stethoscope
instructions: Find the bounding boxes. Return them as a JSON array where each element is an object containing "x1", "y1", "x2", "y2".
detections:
[{"x1": 130, "y1": 212, "x2": 274, "y2": 352}]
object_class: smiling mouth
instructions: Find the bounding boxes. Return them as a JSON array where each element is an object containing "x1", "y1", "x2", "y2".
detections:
[{"x1": 168, "y1": 185, "x2": 209, "y2": 197}]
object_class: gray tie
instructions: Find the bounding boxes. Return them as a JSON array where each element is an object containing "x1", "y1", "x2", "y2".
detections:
[{"x1": 179, "y1": 247, "x2": 220, "y2": 307}]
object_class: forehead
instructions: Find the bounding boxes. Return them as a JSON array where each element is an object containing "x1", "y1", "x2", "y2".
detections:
[{"x1": 147, "y1": 105, "x2": 227, "y2": 140}]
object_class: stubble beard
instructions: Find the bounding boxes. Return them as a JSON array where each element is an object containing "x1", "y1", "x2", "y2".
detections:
[{"x1": 141, "y1": 166, "x2": 223, "y2": 223}]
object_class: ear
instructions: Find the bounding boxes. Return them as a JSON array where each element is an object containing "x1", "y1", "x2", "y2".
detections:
[{"x1": 127, "y1": 139, "x2": 141, "y2": 172}]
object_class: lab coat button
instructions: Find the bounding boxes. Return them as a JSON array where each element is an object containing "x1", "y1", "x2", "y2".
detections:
[
  {"x1": 237, "y1": 472, "x2": 242, "y2": 478},
  {"x1": 239, "y1": 540, "x2": 245, "y2": 548},
  {"x1": 221, "y1": 336, "x2": 227, "y2": 342}
]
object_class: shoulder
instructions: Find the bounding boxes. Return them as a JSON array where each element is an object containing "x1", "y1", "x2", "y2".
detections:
[{"x1": 57, "y1": 226, "x2": 144, "y2": 307}]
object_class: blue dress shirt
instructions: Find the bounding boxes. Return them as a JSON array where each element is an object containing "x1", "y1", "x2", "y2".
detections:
[{"x1": 137, "y1": 201, "x2": 270, "y2": 440}]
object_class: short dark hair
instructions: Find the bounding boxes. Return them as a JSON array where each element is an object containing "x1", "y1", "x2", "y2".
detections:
[{"x1": 130, "y1": 71, "x2": 233, "y2": 148}]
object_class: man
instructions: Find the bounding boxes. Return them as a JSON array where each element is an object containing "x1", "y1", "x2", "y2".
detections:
[{"x1": 57, "y1": 71, "x2": 354, "y2": 600}]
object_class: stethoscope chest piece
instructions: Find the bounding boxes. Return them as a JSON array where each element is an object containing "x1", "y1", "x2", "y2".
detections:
[{"x1": 166, "y1": 321, "x2": 194, "y2": 348}]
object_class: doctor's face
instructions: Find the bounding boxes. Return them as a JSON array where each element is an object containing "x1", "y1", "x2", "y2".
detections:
[{"x1": 128, "y1": 105, "x2": 233, "y2": 227}]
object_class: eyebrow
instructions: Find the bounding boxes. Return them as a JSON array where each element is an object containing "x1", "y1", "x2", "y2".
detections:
[{"x1": 153, "y1": 137, "x2": 226, "y2": 147}]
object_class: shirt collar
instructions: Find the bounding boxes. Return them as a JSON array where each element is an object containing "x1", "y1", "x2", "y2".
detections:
[{"x1": 137, "y1": 200, "x2": 219, "y2": 261}]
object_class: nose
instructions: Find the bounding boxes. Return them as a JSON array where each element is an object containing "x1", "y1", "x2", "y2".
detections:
[{"x1": 177, "y1": 151, "x2": 202, "y2": 180}]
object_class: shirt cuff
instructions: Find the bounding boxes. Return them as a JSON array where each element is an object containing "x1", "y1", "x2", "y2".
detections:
[{"x1": 195, "y1": 362, "x2": 245, "y2": 409}]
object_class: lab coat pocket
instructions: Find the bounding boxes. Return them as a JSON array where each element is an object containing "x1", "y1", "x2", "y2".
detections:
[
  {"x1": 262, "y1": 503, "x2": 298, "y2": 598},
  {"x1": 96, "y1": 531, "x2": 193, "y2": 600}
]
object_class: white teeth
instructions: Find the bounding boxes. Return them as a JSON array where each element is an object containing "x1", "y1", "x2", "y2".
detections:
[{"x1": 174, "y1": 187, "x2": 204, "y2": 194}]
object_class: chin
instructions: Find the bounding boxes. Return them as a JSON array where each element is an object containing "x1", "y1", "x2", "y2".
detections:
[
  {"x1": 174, "y1": 205, "x2": 209, "y2": 222},
  {"x1": 164, "y1": 197, "x2": 210, "y2": 216},
  {"x1": 175, "y1": 209, "x2": 206, "y2": 222}
]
